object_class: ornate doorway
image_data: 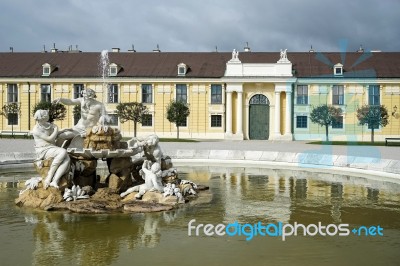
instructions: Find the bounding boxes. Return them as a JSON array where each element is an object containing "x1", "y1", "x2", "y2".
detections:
[{"x1": 249, "y1": 94, "x2": 270, "y2": 140}]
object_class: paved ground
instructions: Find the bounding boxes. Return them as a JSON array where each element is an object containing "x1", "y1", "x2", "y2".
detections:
[{"x1": 0, "y1": 138, "x2": 399, "y2": 160}]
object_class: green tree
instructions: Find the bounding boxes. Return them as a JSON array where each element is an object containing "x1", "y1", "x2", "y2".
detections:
[
  {"x1": 32, "y1": 101, "x2": 66, "y2": 123},
  {"x1": 166, "y1": 100, "x2": 190, "y2": 139},
  {"x1": 115, "y1": 102, "x2": 148, "y2": 137},
  {"x1": 309, "y1": 104, "x2": 342, "y2": 142},
  {"x1": 73, "y1": 105, "x2": 81, "y2": 125},
  {"x1": 0, "y1": 102, "x2": 21, "y2": 137},
  {"x1": 356, "y1": 105, "x2": 389, "y2": 143}
]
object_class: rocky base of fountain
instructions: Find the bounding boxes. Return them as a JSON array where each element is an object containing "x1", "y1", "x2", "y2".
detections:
[
  {"x1": 16, "y1": 185, "x2": 210, "y2": 214},
  {"x1": 16, "y1": 131, "x2": 210, "y2": 214}
]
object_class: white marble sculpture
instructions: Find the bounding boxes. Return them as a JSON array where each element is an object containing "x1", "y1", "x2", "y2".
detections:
[
  {"x1": 163, "y1": 183, "x2": 175, "y2": 197},
  {"x1": 19, "y1": 177, "x2": 43, "y2": 195},
  {"x1": 63, "y1": 185, "x2": 90, "y2": 201},
  {"x1": 180, "y1": 179, "x2": 197, "y2": 195},
  {"x1": 120, "y1": 160, "x2": 164, "y2": 199},
  {"x1": 231, "y1": 49, "x2": 240, "y2": 61},
  {"x1": 163, "y1": 183, "x2": 184, "y2": 202},
  {"x1": 280, "y1": 49, "x2": 287, "y2": 60},
  {"x1": 32, "y1": 110, "x2": 71, "y2": 189},
  {"x1": 173, "y1": 186, "x2": 184, "y2": 202},
  {"x1": 278, "y1": 49, "x2": 290, "y2": 63},
  {"x1": 128, "y1": 134, "x2": 163, "y2": 164},
  {"x1": 161, "y1": 168, "x2": 177, "y2": 179},
  {"x1": 53, "y1": 88, "x2": 109, "y2": 145}
]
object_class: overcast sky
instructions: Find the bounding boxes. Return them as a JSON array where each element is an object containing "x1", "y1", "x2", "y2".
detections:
[{"x1": 1, "y1": 0, "x2": 399, "y2": 53}]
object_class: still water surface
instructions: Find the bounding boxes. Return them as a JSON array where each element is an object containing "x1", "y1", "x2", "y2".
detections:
[{"x1": 1, "y1": 166, "x2": 400, "y2": 266}]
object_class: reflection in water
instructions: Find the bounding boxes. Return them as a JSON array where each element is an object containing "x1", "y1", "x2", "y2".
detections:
[
  {"x1": 25, "y1": 211, "x2": 170, "y2": 265},
  {"x1": 1, "y1": 166, "x2": 400, "y2": 265}
]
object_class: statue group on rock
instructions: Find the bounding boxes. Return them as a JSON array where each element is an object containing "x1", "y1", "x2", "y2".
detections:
[{"x1": 21, "y1": 87, "x2": 200, "y2": 211}]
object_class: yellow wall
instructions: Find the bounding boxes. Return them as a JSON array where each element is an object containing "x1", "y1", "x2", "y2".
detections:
[
  {"x1": 2, "y1": 79, "x2": 400, "y2": 141},
  {"x1": 0, "y1": 80, "x2": 226, "y2": 139}
]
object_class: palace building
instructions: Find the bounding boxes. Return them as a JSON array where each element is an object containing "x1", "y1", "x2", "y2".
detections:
[{"x1": 0, "y1": 48, "x2": 399, "y2": 141}]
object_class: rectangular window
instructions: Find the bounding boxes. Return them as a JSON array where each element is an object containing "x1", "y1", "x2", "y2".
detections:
[
  {"x1": 142, "y1": 84, "x2": 153, "y2": 103},
  {"x1": 296, "y1": 116, "x2": 308, "y2": 128},
  {"x1": 73, "y1": 84, "x2": 84, "y2": 99},
  {"x1": 142, "y1": 114, "x2": 153, "y2": 127},
  {"x1": 332, "y1": 85, "x2": 344, "y2": 105},
  {"x1": 369, "y1": 85, "x2": 380, "y2": 105},
  {"x1": 176, "y1": 84, "x2": 187, "y2": 103},
  {"x1": 7, "y1": 84, "x2": 18, "y2": 103},
  {"x1": 43, "y1": 67, "x2": 50, "y2": 75},
  {"x1": 108, "y1": 84, "x2": 118, "y2": 103},
  {"x1": 108, "y1": 114, "x2": 119, "y2": 126},
  {"x1": 8, "y1": 113, "x2": 18, "y2": 125},
  {"x1": 211, "y1": 84, "x2": 222, "y2": 104},
  {"x1": 332, "y1": 116, "x2": 343, "y2": 129},
  {"x1": 296, "y1": 85, "x2": 308, "y2": 105},
  {"x1": 40, "y1": 84, "x2": 51, "y2": 102},
  {"x1": 211, "y1": 115, "x2": 222, "y2": 127},
  {"x1": 178, "y1": 67, "x2": 186, "y2": 75},
  {"x1": 110, "y1": 67, "x2": 118, "y2": 76}
]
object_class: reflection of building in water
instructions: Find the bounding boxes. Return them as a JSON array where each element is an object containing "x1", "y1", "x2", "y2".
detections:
[
  {"x1": 205, "y1": 167, "x2": 400, "y2": 225},
  {"x1": 293, "y1": 171, "x2": 400, "y2": 224},
  {"x1": 220, "y1": 168, "x2": 292, "y2": 223},
  {"x1": 29, "y1": 211, "x2": 150, "y2": 266}
]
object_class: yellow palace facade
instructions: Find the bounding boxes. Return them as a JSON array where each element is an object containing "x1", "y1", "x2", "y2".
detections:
[{"x1": 0, "y1": 49, "x2": 399, "y2": 141}]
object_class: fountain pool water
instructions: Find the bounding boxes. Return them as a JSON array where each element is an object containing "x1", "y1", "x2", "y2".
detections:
[{"x1": 1, "y1": 166, "x2": 400, "y2": 266}]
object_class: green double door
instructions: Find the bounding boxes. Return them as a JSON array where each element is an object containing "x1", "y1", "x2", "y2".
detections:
[{"x1": 249, "y1": 104, "x2": 270, "y2": 140}]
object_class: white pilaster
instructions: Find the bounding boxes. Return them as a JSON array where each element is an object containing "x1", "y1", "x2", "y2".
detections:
[
  {"x1": 284, "y1": 91, "x2": 293, "y2": 139},
  {"x1": 236, "y1": 90, "x2": 243, "y2": 138},
  {"x1": 225, "y1": 83, "x2": 243, "y2": 140},
  {"x1": 225, "y1": 90, "x2": 233, "y2": 136},
  {"x1": 274, "y1": 91, "x2": 281, "y2": 138}
]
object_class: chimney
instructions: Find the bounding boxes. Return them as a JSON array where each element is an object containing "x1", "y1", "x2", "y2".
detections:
[
  {"x1": 128, "y1": 44, "x2": 136, "y2": 52},
  {"x1": 244, "y1": 42, "x2": 251, "y2": 52},
  {"x1": 153, "y1": 44, "x2": 161, "y2": 52},
  {"x1": 112, "y1": 47, "x2": 120, "y2": 53},
  {"x1": 51, "y1": 43, "x2": 58, "y2": 53}
]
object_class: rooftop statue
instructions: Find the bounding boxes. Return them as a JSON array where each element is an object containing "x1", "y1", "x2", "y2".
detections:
[
  {"x1": 278, "y1": 48, "x2": 290, "y2": 63},
  {"x1": 280, "y1": 49, "x2": 288, "y2": 60},
  {"x1": 231, "y1": 49, "x2": 240, "y2": 61}
]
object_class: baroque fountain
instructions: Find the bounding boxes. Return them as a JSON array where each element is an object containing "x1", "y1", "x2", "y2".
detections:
[{"x1": 15, "y1": 51, "x2": 206, "y2": 213}]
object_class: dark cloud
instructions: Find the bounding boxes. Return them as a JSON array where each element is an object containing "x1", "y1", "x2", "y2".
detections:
[{"x1": 0, "y1": 0, "x2": 399, "y2": 53}]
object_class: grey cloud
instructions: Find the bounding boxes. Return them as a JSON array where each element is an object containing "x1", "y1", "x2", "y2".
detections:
[{"x1": 0, "y1": 0, "x2": 399, "y2": 53}]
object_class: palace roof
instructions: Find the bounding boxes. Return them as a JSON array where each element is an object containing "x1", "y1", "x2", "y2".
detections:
[{"x1": 1, "y1": 51, "x2": 399, "y2": 79}]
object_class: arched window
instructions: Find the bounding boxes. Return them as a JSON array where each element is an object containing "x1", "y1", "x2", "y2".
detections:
[{"x1": 249, "y1": 94, "x2": 269, "y2": 105}]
